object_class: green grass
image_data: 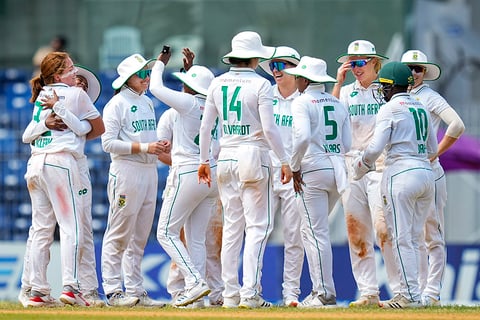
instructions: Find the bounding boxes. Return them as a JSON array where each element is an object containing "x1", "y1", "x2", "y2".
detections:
[{"x1": 0, "y1": 301, "x2": 479, "y2": 320}]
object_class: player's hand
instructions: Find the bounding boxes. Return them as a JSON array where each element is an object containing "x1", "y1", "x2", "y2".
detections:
[
  {"x1": 159, "y1": 139, "x2": 171, "y2": 154},
  {"x1": 280, "y1": 164, "x2": 293, "y2": 184},
  {"x1": 198, "y1": 163, "x2": 211, "y2": 187},
  {"x1": 182, "y1": 48, "x2": 195, "y2": 71},
  {"x1": 157, "y1": 50, "x2": 171, "y2": 66},
  {"x1": 336, "y1": 61, "x2": 351, "y2": 85},
  {"x1": 40, "y1": 90, "x2": 59, "y2": 109},
  {"x1": 45, "y1": 112, "x2": 67, "y2": 131},
  {"x1": 292, "y1": 170, "x2": 305, "y2": 194}
]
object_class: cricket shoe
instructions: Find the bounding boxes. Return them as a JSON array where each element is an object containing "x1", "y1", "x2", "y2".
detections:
[
  {"x1": 106, "y1": 291, "x2": 139, "y2": 307},
  {"x1": 238, "y1": 295, "x2": 272, "y2": 308},
  {"x1": 83, "y1": 289, "x2": 106, "y2": 307},
  {"x1": 135, "y1": 291, "x2": 166, "y2": 307},
  {"x1": 59, "y1": 285, "x2": 90, "y2": 306},
  {"x1": 349, "y1": 294, "x2": 380, "y2": 308},
  {"x1": 18, "y1": 287, "x2": 31, "y2": 307},
  {"x1": 284, "y1": 298, "x2": 299, "y2": 307},
  {"x1": 27, "y1": 290, "x2": 62, "y2": 307},
  {"x1": 298, "y1": 292, "x2": 337, "y2": 308},
  {"x1": 174, "y1": 280, "x2": 211, "y2": 307},
  {"x1": 422, "y1": 295, "x2": 441, "y2": 307},
  {"x1": 381, "y1": 294, "x2": 422, "y2": 309},
  {"x1": 222, "y1": 296, "x2": 240, "y2": 308}
]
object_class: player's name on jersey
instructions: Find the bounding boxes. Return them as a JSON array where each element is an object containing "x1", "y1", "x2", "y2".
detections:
[
  {"x1": 273, "y1": 114, "x2": 292, "y2": 127},
  {"x1": 349, "y1": 103, "x2": 381, "y2": 116},
  {"x1": 323, "y1": 143, "x2": 342, "y2": 153},
  {"x1": 33, "y1": 136, "x2": 53, "y2": 148},
  {"x1": 223, "y1": 124, "x2": 251, "y2": 135}
]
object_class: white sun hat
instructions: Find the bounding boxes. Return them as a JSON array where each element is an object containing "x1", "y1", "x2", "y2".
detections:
[
  {"x1": 336, "y1": 40, "x2": 389, "y2": 63},
  {"x1": 74, "y1": 64, "x2": 101, "y2": 103},
  {"x1": 284, "y1": 56, "x2": 337, "y2": 83},
  {"x1": 172, "y1": 65, "x2": 215, "y2": 96},
  {"x1": 221, "y1": 31, "x2": 275, "y2": 65},
  {"x1": 112, "y1": 53, "x2": 156, "y2": 90},
  {"x1": 259, "y1": 46, "x2": 301, "y2": 76},
  {"x1": 400, "y1": 49, "x2": 441, "y2": 81}
]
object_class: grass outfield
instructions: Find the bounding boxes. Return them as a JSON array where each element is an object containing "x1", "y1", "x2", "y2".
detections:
[{"x1": 1, "y1": 302, "x2": 480, "y2": 320}]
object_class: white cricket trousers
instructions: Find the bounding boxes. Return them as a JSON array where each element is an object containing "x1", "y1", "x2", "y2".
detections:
[
  {"x1": 26, "y1": 152, "x2": 83, "y2": 294},
  {"x1": 217, "y1": 147, "x2": 274, "y2": 300},
  {"x1": 101, "y1": 160, "x2": 157, "y2": 296},
  {"x1": 297, "y1": 167, "x2": 338, "y2": 299},
  {"x1": 382, "y1": 162, "x2": 435, "y2": 301},
  {"x1": 157, "y1": 164, "x2": 218, "y2": 290},
  {"x1": 272, "y1": 167, "x2": 303, "y2": 301}
]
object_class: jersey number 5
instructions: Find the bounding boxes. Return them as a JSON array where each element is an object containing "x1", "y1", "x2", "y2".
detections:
[
  {"x1": 324, "y1": 105, "x2": 338, "y2": 140},
  {"x1": 222, "y1": 86, "x2": 242, "y2": 121}
]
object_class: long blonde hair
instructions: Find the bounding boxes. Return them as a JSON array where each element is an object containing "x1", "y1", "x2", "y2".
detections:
[{"x1": 29, "y1": 52, "x2": 70, "y2": 103}]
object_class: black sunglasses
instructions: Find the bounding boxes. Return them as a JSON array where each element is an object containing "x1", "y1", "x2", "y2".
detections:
[{"x1": 408, "y1": 65, "x2": 426, "y2": 73}]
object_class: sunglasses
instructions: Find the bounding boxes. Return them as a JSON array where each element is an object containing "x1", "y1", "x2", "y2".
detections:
[
  {"x1": 349, "y1": 58, "x2": 371, "y2": 69},
  {"x1": 408, "y1": 65, "x2": 426, "y2": 73},
  {"x1": 269, "y1": 61, "x2": 292, "y2": 72},
  {"x1": 135, "y1": 69, "x2": 152, "y2": 79}
]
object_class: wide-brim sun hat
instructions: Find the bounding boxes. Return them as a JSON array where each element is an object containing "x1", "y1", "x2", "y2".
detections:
[
  {"x1": 259, "y1": 46, "x2": 301, "y2": 76},
  {"x1": 221, "y1": 31, "x2": 275, "y2": 65},
  {"x1": 400, "y1": 49, "x2": 441, "y2": 81},
  {"x1": 378, "y1": 61, "x2": 414, "y2": 87},
  {"x1": 336, "y1": 40, "x2": 389, "y2": 63},
  {"x1": 284, "y1": 56, "x2": 337, "y2": 83},
  {"x1": 74, "y1": 64, "x2": 101, "y2": 103},
  {"x1": 112, "y1": 53, "x2": 156, "y2": 90},
  {"x1": 172, "y1": 65, "x2": 215, "y2": 96}
]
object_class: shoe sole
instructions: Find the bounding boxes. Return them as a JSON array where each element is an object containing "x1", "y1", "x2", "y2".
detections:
[{"x1": 175, "y1": 288, "x2": 211, "y2": 307}]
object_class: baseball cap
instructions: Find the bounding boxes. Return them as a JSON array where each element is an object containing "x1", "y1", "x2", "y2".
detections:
[
  {"x1": 337, "y1": 40, "x2": 388, "y2": 63},
  {"x1": 400, "y1": 50, "x2": 441, "y2": 81},
  {"x1": 221, "y1": 31, "x2": 275, "y2": 65},
  {"x1": 378, "y1": 62, "x2": 414, "y2": 87},
  {"x1": 284, "y1": 56, "x2": 337, "y2": 84},
  {"x1": 74, "y1": 64, "x2": 101, "y2": 103},
  {"x1": 172, "y1": 65, "x2": 214, "y2": 96},
  {"x1": 259, "y1": 46, "x2": 300, "y2": 76},
  {"x1": 112, "y1": 54, "x2": 155, "y2": 90}
]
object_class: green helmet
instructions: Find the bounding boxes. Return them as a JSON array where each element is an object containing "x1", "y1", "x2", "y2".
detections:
[{"x1": 378, "y1": 61, "x2": 414, "y2": 86}]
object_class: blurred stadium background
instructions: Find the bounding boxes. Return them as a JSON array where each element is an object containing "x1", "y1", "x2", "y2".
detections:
[{"x1": 0, "y1": 0, "x2": 479, "y2": 304}]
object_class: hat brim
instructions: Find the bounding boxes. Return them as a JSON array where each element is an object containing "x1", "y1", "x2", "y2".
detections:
[
  {"x1": 336, "y1": 53, "x2": 389, "y2": 63},
  {"x1": 284, "y1": 68, "x2": 337, "y2": 84},
  {"x1": 172, "y1": 71, "x2": 208, "y2": 96},
  {"x1": 74, "y1": 64, "x2": 101, "y2": 103},
  {"x1": 258, "y1": 56, "x2": 300, "y2": 76},
  {"x1": 401, "y1": 62, "x2": 441, "y2": 81},
  {"x1": 112, "y1": 58, "x2": 156, "y2": 90},
  {"x1": 221, "y1": 46, "x2": 276, "y2": 65}
]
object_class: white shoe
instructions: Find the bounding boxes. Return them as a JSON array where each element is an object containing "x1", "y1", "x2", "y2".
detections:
[
  {"x1": 422, "y1": 296, "x2": 441, "y2": 307},
  {"x1": 18, "y1": 287, "x2": 31, "y2": 307},
  {"x1": 381, "y1": 294, "x2": 422, "y2": 309},
  {"x1": 222, "y1": 296, "x2": 240, "y2": 308},
  {"x1": 83, "y1": 289, "x2": 106, "y2": 307},
  {"x1": 174, "y1": 280, "x2": 211, "y2": 307},
  {"x1": 239, "y1": 295, "x2": 272, "y2": 308},
  {"x1": 284, "y1": 298, "x2": 299, "y2": 307},
  {"x1": 135, "y1": 291, "x2": 166, "y2": 307},
  {"x1": 106, "y1": 291, "x2": 139, "y2": 307},
  {"x1": 59, "y1": 285, "x2": 90, "y2": 307},
  {"x1": 27, "y1": 291, "x2": 62, "y2": 307},
  {"x1": 349, "y1": 294, "x2": 380, "y2": 308},
  {"x1": 298, "y1": 293, "x2": 337, "y2": 308}
]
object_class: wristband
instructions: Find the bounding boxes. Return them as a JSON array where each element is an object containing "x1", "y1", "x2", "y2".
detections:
[
  {"x1": 200, "y1": 159, "x2": 209, "y2": 165},
  {"x1": 140, "y1": 143, "x2": 149, "y2": 153}
]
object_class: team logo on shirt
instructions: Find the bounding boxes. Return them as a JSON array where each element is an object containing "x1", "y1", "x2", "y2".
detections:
[
  {"x1": 118, "y1": 194, "x2": 126, "y2": 208},
  {"x1": 131, "y1": 106, "x2": 138, "y2": 113},
  {"x1": 350, "y1": 91, "x2": 359, "y2": 97}
]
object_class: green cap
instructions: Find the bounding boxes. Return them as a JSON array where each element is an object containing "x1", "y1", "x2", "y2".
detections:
[{"x1": 378, "y1": 61, "x2": 414, "y2": 86}]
